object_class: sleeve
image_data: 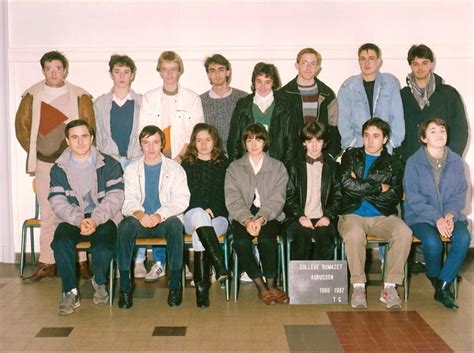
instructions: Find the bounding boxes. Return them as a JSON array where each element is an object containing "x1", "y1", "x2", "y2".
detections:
[
  {"x1": 15, "y1": 94, "x2": 33, "y2": 152},
  {"x1": 90, "y1": 159, "x2": 125, "y2": 226},
  {"x1": 447, "y1": 88, "x2": 469, "y2": 156},
  {"x1": 227, "y1": 100, "x2": 244, "y2": 162},
  {"x1": 224, "y1": 164, "x2": 253, "y2": 224},
  {"x1": 443, "y1": 161, "x2": 468, "y2": 221},
  {"x1": 156, "y1": 165, "x2": 190, "y2": 220},
  {"x1": 283, "y1": 107, "x2": 300, "y2": 167},
  {"x1": 284, "y1": 164, "x2": 304, "y2": 221},
  {"x1": 337, "y1": 84, "x2": 356, "y2": 150},
  {"x1": 257, "y1": 162, "x2": 289, "y2": 222},
  {"x1": 121, "y1": 164, "x2": 145, "y2": 217},
  {"x1": 365, "y1": 159, "x2": 404, "y2": 209},
  {"x1": 340, "y1": 151, "x2": 382, "y2": 198},
  {"x1": 48, "y1": 166, "x2": 84, "y2": 226},
  {"x1": 79, "y1": 95, "x2": 96, "y2": 132},
  {"x1": 403, "y1": 160, "x2": 444, "y2": 224},
  {"x1": 388, "y1": 80, "x2": 405, "y2": 149},
  {"x1": 93, "y1": 98, "x2": 106, "y2": 152},
  {"x1": 323, "y1": 162, "x2": 342, "y2": 221},
  {"x1": 326, "y1": 98, "x2": 342, "y2": 158}
]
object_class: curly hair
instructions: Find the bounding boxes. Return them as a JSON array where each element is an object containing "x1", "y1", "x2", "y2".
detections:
[{"x1": 183, "y1": 123, "x2": 225, "y2": 164}]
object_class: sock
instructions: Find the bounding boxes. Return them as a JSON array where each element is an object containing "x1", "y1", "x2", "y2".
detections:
[
  {"x1": 353, "y1": 283, "x2": 365, "y2": 289},
  {"x1": 384, "y1": 283, "x2": 396, "y2": 289},
  {"x1": 168, "y1": 269, "x2": 182, "y2": 289},
  {"x1": 120, "y1": 270, "x2": 131, "y2": 291},
  {"x1": 69, "y1": 288, "x2": 78, "y2": 295}
]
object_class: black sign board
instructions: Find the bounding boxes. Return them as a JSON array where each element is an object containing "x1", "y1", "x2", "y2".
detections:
[{"x1": 288, "y1": 260, "x2": 348, "y2": 305}]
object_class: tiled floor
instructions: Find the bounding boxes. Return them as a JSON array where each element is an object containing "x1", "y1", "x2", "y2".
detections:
[{"x1": 0, "y1": 250, "x2": 472, "y2": 353}]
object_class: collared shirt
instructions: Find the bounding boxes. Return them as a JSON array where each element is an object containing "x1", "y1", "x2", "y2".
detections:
[
  {"x1": 112, "y1": 91, "x2": 132, "y2": 107},
  {"x1": 249, "y1": 154, "x2": 264, "y2": 208}
]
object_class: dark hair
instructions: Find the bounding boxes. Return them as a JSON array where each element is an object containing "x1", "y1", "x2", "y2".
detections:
[
  {"x1": 300, "y1": 121, "x2": 328, "y2": 145},
  {"x1": 139, "y1": 125, "x2": 166, "y2": 152},
  {"x1": 418, "y1": 118, "x2": 448, "y2": 144},
  {"x1": 204, "y1": 54, "x2": 231, "y2": 83},
  {"x1": 40, "y1": 51, "x2": 69, "y2": 71},
  {"x1": 109, "y1": 54, "x2": 137, "y2": 74},
  {"x1": 251, "y1": 62, "x2": 281, "y2": 92},
  {"x1": 362, "y1": 117, "x2": 391, "y2": 140},
  {"x1": 242, "y1": 123, "x2": 269, "y2": 152},
  {"x1": 183, "y1": 123, "x2": 225, "y2": 164},
  {"x1": 64, "y1": 119, "x2": 94, "y2": 138},
  {"x1": 407, "y1": 44, "x2": 434, "y2": 64},
  {"x1": 358, "y1": 43, "x2": 381, "y2": 58}
]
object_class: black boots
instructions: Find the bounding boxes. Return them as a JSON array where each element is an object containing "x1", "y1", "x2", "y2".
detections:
[
  {"x1": 196, "y1": 227, "x2": 229, "y2": 282},
  {"x1": 194, "y1": 251, "x2": 210, "y2": 308},
  {"x1": 434, "y1": 281, "x2": 459, "y2": 310}
]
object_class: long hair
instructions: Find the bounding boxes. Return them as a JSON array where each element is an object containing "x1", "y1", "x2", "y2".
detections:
[{"x1": 183, "y1": 123, "x2": 225, "y2": 164}]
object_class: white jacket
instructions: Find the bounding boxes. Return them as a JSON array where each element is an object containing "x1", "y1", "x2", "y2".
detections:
[
  {"x1": 139, "y1": 84, "x2": 204, "y2": 158},
  {"x1": 121, "y1": 155, "x2": 190, "y2": 221}
]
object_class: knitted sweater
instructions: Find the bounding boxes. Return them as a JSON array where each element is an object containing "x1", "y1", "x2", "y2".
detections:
[
  {"x1": 200, "y1": 88, "x2": 247, "y2": 151},
  {"x1": 181, "y1": 157, "x2": 229, "y2": 218}
]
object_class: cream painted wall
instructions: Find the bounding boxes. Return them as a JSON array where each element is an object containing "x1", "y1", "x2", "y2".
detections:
[{"x1": 6, "y1": 0, "x2": 473, "y2": 259}]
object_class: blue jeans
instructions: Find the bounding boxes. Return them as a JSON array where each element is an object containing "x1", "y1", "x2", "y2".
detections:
[
  {"x1": 410, "y1": 221, "x2": 470, "y2": 283},
  {"x1": 116, "y1": 216, "x2": 184, "y2": 289},
  {"x1": 183, "y1": 208, "x2": 228, "y2": 251}
]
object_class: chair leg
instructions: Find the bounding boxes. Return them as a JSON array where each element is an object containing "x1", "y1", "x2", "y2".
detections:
[
  {"x1": 404, "y1": 261, "x2": 408, "y2": 302},
  {"x1": 109, "y1": 259, "x2": 114, "y2": 306},
  {"x1": 224, "y1": 237, "x2": 230, "y2": 301},
  {"x1": 279, "y1": 240, "x2": 287, "y2": 293},
  {"x1": 30, "y1": 227, "x2": 36, "y2": 265},
  {"x1": 233, "y1": 251, "x2": 239, "y2": 302},
  {"x1": 20, "y1": 223, "x2": 27, "y2": 276}
]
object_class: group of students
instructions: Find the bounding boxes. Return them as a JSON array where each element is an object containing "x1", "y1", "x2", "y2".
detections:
[{"x1": 14, "y1": 44, "x2": 469, "y2": 315}]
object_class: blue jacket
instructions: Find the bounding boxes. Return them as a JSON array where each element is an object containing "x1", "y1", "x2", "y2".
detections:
[
  {"x1": 337, "y1": 72, "x2": 404, "y2": 152},
  {"x1": 48, "y1": 146, "x2": 125, "y2": 226},
  {"x1": 403, "y1": 146, "x2": 467, "y2": 226}
]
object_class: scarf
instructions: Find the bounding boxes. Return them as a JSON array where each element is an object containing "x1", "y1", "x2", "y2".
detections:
[
  {"x1": 406, "y1": 72, "x2": 436, "y2": 109},
  {"x1": 253, "y1": 91, "x2": 274, "y2": 113}
]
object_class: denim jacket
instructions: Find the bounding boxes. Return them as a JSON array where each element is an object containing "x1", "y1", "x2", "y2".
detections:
[{"x1": 337, "y1": 72, "x2": 404, "y2": 152}]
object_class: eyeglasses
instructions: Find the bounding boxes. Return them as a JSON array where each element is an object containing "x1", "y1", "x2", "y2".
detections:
[
  {"x1": 160, "y1": 67, "x2": 179, "y2": 74},
  {"x1": 44, "y1": 66, "x2": 64, "y2": 73}
]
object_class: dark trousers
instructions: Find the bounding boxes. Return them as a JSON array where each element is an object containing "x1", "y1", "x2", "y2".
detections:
[
  {"x1": 51, "y1": 220, "x2": 117, "y2": 293},
  {"x1": 116, "y1": 216, "x2": 184, "y2": 289},
  {"x1": 231, "y1": 220, "x2": 281, "y2": 280},
  {"x1": 286, "y1": 219, "x2": 336, "y2": 260}
]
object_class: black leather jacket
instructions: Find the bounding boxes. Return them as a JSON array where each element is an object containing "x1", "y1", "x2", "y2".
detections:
[
  {"x1": 284, "y1": 153, "x2": 341, "y2": 222},
  {"x1": 281, "y1": 76, "x2": 341, "y2": 158},
  {"x1": 340, "y1": 147, "x2": 404, "y2": 216},
  {"x1": 227, "y1": 92, "x2": 300, "y2": 166}
]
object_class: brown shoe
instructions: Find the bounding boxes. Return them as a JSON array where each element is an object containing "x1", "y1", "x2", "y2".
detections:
[
  {"x1": 78, "y1": 261, "x2": 93, "y2": 280},
  {"x1": 271, "y1": 288, "x2": 289, "y2": 304},
  {"x1": 23, "y1": 262, "x2": 56, "y2": 282},
  {"x1": 258, "y1": 290, "x2": 276, "y2": 305}
]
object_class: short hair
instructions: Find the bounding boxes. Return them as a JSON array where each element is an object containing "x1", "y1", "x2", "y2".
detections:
[
  {"x1": 251, "y1": 62, "x2": 281, "y2": 92},
  {"x1": 418, "y1": 118, "x2": 448, "y2": 144},
  {"x1": 300, "y1": 121, "x2": 328, "y2": 145},
  {"x1": 108, "y1": 54, "x2": 137, "y2": 74},
  {"x1": 40, "y1": 51, "x2": 69, "y2": 71},
  {"x1": 139, "y1": 125, "x2": 166, "y2": 152},
  {"x1": 358, "y1": 43, "x2": 381, "y2": 58},
  {"x1": 242, "y1": 123, "x2": 269, "y2": 152},
  {"x1": 362, "y1": 117, "x2": 391, "y2": 140},
  {"x1": 407, "y1": 44, "x2": 434, "y2": 64},
  {"x1": 64, "y1": 119, "x2": 94, "y2": 138},
  {"x1": 156, "y1": 51, "x2": 184, "y2": 75},
  {"x1": 296, "y1": 48, "x2": 322, "y2": 65},
  {"x1": 183, "y1": 123, "x2": 225, "y2": 164},
  {"x1": 204, "y1": 54, "x2": 232, "y2": 83}
]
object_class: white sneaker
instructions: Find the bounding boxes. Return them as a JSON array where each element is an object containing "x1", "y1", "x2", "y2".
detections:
[
  {"x1": 185, "y1": 264, "x2": 193, "y2": 280},
  {"x1": 240, "y1": 272, "x2": 253, "y2": 283},
  {"x1": 134, "y1": 262, "x2": 147, "y2": 278},
  {"x1": 145, "y1": 261, "x2": 165, "y2": 282}
]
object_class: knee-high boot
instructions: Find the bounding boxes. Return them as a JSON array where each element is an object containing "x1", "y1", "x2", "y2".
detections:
[
  {"x1": 194, "y1": 251, "x2": 210, "y2": 308},
  {"x1": 196, "y1": 226, "x2": 229, "y2": 282}
]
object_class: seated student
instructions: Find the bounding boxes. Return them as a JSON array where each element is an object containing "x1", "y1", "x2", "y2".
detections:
[
  {"x1": 225, "y1": 123, "x2": 289, "y2": 305},
  {"x1": 227, "y1": 62, "x2": 299, "y2": 166},
  {"x1": 181, "y1": 123, "x2": 230, "y2": 308},
  {"x1": 403, "y1": 118, "x2": 470, "y2": 310},
  {"x1": 49, "y1": 120, "x2": 124, "y2": 315},
  {"x1": 285, "y1": 121, "x2": 341, "y2": 260},
  {"x1": 338, "y1": 118, "x2": 412, "y2": 309},
  {"x1": 116, "y1": 125, "x2": 190, "y2": 309}
]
